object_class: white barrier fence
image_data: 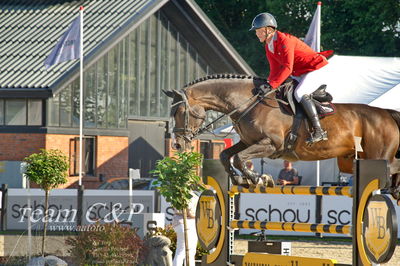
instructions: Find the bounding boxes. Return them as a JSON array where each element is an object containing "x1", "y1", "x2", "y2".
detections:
[{"x1": 4, "y1": 188, "x2": 400, "y2": 239}]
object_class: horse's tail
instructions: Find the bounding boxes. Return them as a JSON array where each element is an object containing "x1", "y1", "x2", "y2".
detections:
[{"x1": 387, "y1": 109, "x2": 400, "y2": 158}]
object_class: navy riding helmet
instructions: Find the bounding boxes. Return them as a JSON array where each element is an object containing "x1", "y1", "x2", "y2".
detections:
[{"x1": 249, "y1": 13, "x2": 277, "y2": 31}]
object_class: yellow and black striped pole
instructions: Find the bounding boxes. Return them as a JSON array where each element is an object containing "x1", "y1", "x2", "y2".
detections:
[
  {"x1": 230, "y1": 220, "x2": 351, "y2": 235},
  {"x1": 230, "y1": 185, "x2": 352, "y2": 197}
]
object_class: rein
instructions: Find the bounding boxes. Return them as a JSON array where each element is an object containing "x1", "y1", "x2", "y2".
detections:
[{"x1": 173, "y1": 88, "x2": 276, "y2": 142}]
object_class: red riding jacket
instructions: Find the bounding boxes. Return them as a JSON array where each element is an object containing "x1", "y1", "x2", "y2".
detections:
[{"x1": 266, "y1": 31, "x2": 332, "y2": 89}]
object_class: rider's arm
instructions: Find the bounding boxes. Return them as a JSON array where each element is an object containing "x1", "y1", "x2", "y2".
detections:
[
  {"x1": 266, "y1": 51, "x2": 281, "y2": 89},
  {"x1": 267, "y1": 36, "x2": 295, "y2": 89}
]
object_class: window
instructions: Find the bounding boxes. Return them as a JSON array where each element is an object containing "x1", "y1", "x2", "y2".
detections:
[
  {"x1": 129, "y1": 30, "x2": 139, "y2": 116},
  {"x1": 179, "y1": 37, "x2": 187, "y2": 87},
  {"x1": 5, "y1": 99, "x2": 26, "y2": 125},
  {"x1": 125, "y1": 11, "x2": 216, "y2": 121},
  {"x1": 139, "y1": 22, "x2": 148, "y2": 116},
  {"x1": 48, "y1": 95, "x2": 60, "y2": 126},
  {"x1": 72, "y1": 80, "x2": 80, "y2": 128},
  {"x1": 60, "y1": 85, "x2": 72, "y2": 127},
  {"x1": 206, "y1": 111, "x2": 230, "y2": 130},
  {"x1": 159, "y1": 14, "x2": 170, "y2": 117},
  {"x1": 149, "y1": 14, "x2": 158, "y2": 117},
  {"x1": 200, "y1": 141, "x2": 211, "y2": 159},
  {"x1": 107, "y1": 46, "x2": 119, "y2": 128},
  {"x1": 70, "y1": 137, "x2": 96, "y2": 176},
  {"x1": 97, "y1": 56, "x2": 108, "y2": 128},
  {"x1": 45, "y1": 11, "x2": 217, "y2": 125},
  {"x1": 0, "y1": 100, "x2": 4, "y2": 124},
  {"x1": 119, "y1": 39, "x2": 129, "y2": 128},
  {"x1": 1, "y1": 99, "x2": 43, "y2": 126},
  {"x1": 28, "y1": 99, "x2": 42, "y2": 125},
  {"x1": 85, "y1": 62, "x2": 97, "y2": 128},
  {"x1": 212, "y1": 142, "x2": 226, "y2": 159}
]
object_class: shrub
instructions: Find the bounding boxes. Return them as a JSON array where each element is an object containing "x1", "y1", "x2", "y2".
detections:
[
  {"x1": 152, "y1": 225, "x2": 177, "y2": 255},
  {"x1": 66, "y1": 223, "x2": 147, "y2": 265},
  {"x1": 152, "y1": 225, "x2": 208, "y2": 260}
]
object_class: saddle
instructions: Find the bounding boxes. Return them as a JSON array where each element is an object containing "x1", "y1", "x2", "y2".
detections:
[
  {"x1": 275, "y1": 79, "x2": 336, "y2": 118},
  {"x1": 275, "y1": 79, "x2": 336, "y2": 156}
]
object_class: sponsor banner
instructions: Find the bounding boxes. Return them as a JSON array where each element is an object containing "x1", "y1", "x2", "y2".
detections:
[
  {"x1": 240, "y1": 193, "x2": 400, "y2": 238},
  {"x1": 321, "y1": 196, "x2": 352, "y2": 236},
  {"x1": 394, "y1": 199, "x2": 400, "y2": 238},
  {"x1": 239, "y1": 194, "x2": 316, "y2": 235},
  {"x1": 6, "y1": 189, "x2": 155, "y2": 230},
  {"x1": 82, "y1": 190, "x2": 155, "y2": 225},
  {"x1": 7, "y1": 189, "x2": 77, "y2": 230},
  {"x1": 160, "y1": 196, "x2": 174, "y2": 225},
  {"x1": 322, "y1": 195, "x2": 400, "y2": 238}
]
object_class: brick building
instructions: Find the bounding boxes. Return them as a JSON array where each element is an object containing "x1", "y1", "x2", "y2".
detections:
[{"x1": 0, "y1": 0, "x2": 253, "y2": 188}]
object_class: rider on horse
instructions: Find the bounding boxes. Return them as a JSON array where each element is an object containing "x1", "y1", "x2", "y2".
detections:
[{"x1": 250, "y1": 12, "x2": 333, "y2": 144}]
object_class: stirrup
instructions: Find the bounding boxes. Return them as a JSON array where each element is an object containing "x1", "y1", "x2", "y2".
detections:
[{"x1": 306, "y1": 130, "x2": 328, "y2": 144}]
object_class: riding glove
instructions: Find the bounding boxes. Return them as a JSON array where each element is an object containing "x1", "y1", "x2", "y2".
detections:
[{"x1": 256, "y1": 83, "x2": 272, "y2": 95}]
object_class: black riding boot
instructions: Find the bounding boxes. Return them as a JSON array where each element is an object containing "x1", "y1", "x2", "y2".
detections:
[{"x1": 300, "y1": 95, "x2": 328, "y2": 144}]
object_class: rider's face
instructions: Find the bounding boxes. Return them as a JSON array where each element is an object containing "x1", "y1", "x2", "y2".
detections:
[{"x1": 255, "y1": 28, "x2": 267, "y2": 42}]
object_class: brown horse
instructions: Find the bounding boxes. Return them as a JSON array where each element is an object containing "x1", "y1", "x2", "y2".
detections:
[{"x1": 165, "y1": 74, "x2": 400, "y2": 198}]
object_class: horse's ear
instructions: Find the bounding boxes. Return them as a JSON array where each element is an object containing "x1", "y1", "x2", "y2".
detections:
[{"x1": 162, "y1": 89, "x2": 175, "y2": 98}]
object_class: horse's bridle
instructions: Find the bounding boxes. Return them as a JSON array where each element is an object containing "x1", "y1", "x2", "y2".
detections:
[
  {"x1": 171, "y1": 90, "x2": 206, "y2": 143},
  {"x1": 171, "y1": 88, "x2": 276, "y2": 143}
]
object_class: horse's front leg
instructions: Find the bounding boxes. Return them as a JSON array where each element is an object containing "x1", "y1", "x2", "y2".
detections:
[
  {"x1": 233, "y1": 138, "x2": 277, "y2": 186},
  {"x1": 219, "y1": 141, "x2": 248, "y2": 185}
]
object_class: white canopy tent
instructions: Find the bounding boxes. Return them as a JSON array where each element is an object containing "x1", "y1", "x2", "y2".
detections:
[
  {"x1": 325, "y1": 55, "x2": 400, "y2": 111},
  {"x1": 213, "y1": 55, "x2": 400, "y2": 185}
]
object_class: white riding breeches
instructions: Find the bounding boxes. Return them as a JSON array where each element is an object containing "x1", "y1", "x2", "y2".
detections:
[{"x1": 293, "y1": 62, "x2": 334, "y2": 102}]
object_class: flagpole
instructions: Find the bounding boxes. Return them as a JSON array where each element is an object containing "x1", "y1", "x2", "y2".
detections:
[
  {"x1": 79, "y1": 6, "x2": 84, "y2": 186},
  {"x1": 316, "y1": 2, "x2": 321, "y2": 53},
  {"x1": 315, "y1": 1, "x2": 321, "y2": 187}
]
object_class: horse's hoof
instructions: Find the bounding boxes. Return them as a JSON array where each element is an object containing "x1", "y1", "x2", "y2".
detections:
[
  {"x1": 229, "y1": 175, "x2": 239, "y2": 186},
  {"x1": 248, "y1": 184, "x2": 258, "y2": 190},
  {"x1": 248, "y1": 174, "x2": 260, "y2": 185},
  {"x1": 231, "y1": 175, "x2": 247, "y2": 186},
  {"x1": 236, "y1": 175, "x2": 244, "y2": 185},
  {"x1": 261, "y1": 174, "x2": 275, "y2": 188},
  {"x1": 234, "y1": 176, "x2": 252, "y2": 188}
]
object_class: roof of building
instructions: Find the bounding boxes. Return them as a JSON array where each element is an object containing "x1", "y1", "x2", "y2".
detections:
[{"x1": 0, "y1": 0, "x2": 254, "y2": 97}]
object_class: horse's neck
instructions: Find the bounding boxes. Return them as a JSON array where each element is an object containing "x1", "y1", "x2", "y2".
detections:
[{"x1": 188, "y1": 81, "x2": 253, "y2": 114}]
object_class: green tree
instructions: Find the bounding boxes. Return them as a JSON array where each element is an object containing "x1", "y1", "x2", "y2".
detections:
[
  {"x1": 195, "y1": 0, "x2": 400, "y2": 76},
  {"x1": 152, "y1": 152, "x2": 204, "y2": 266},
  {"x1": 23, "y1": 149, "x2": 69, "y2": 256}
]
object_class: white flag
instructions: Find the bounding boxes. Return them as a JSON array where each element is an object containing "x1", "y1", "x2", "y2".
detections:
[{"x1": 304, "y1": 2, "x2": 321, "y2": 52}]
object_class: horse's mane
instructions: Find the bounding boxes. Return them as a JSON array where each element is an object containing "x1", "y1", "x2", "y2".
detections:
[{"x1": 183, "y1": 73, "x2": 267, "y2": 88}]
